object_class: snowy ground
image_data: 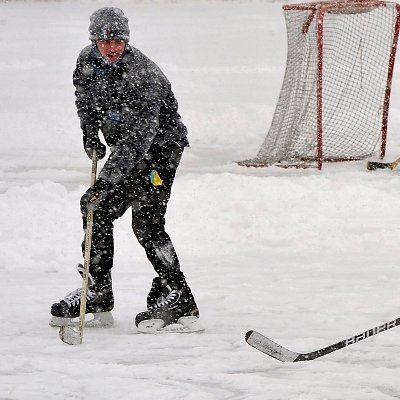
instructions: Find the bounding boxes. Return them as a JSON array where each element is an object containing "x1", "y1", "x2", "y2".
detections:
[{"x1": 1, "y1": 0, "x2": 400, "y2": 399}]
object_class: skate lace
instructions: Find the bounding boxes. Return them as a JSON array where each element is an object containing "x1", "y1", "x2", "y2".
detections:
[
  {"x1": 63, "y1": 288, "x2": 95, "y2": 307},
  {"x1": 153, "y1": 289, "x2": 181, "y2": 310}
]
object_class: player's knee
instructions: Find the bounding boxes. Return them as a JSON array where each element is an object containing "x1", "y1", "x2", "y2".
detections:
[{"x1": 132, "y1": 216, "x2": 165, "y2": 245}]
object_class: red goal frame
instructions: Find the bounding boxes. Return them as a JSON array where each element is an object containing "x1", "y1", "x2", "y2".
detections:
[{"x1": 283, "y1": 0, "x2": 400, "y2": 169}]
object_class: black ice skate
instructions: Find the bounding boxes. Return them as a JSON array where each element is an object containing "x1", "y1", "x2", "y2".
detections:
[
  {"x1": 49, "y1": 265, "x2": 114, "y2": 328},
  {"x1": 135, "y1": 273, "x2": 203, "y2": 333}
]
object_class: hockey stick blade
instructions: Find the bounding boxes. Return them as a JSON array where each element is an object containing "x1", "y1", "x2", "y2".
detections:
[
  {"x1": 367, "y1": 161, "x2": 392, "y2": 170},
  {"x1": 367, "y1": 156, "x2": 400, "y2": 170},
  {"x1": 245, "y1": 317, "x2": 400, "y2": 362},
  {"x1": 59, "y1": 326, "x2": 82, "y2": 345}
]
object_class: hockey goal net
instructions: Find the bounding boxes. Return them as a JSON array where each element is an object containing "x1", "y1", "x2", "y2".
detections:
[{"x1": 240, "y1": 0, "x2": 400, "y2": 169}]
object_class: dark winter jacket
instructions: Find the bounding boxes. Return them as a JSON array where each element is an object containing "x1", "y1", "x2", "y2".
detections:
[{"x1": 73, "y1": 44, "x2": 189, "y2": 184}]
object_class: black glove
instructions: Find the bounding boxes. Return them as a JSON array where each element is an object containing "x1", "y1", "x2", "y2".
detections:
[
  {"x1": 83, "y1": 128, "x2": 106, "y2": 160},
  {"x1": 80, "y1": 178, "x2": 113, "y2": 216}
]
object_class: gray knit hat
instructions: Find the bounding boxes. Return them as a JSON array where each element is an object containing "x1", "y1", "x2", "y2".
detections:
[{"x1": 89, "y1": 7, "x2": 130, "y2": 42}]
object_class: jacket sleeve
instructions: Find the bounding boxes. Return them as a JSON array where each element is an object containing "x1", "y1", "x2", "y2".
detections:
[
  {"x1": 73, "y1": 55, "x2": 100, "y2": 136},
  {"x1": 98, "y1": 70, "x2": 165, "y2": 184}
]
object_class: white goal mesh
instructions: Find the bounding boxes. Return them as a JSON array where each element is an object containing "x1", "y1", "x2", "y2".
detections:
[{"x1": 240, "y1": 1, "x2": 400, "y2": 169}]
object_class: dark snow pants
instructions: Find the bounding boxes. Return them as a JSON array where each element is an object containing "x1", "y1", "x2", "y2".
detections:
[{"x1": 81, "y1": 142, "x2": 184, "y2": 284}]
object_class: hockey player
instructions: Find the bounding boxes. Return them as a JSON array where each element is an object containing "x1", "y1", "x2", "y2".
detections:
[{"x1": 49, "y1": 7, "x2": 201, "y2": 332}]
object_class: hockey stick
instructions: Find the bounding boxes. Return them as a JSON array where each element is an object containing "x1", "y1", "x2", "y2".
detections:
[
  {"x1": 245, "y1": 317, "x2": 400, "y2": 362},
  {"x1": 367, "y1": 156, "x2": 400, "y2": 170},
  {"x1": 59, "y1": 152, "x2": 98, "y2": 345}
]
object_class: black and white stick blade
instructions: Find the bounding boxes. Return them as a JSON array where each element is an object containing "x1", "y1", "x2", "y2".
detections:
[
  {"x1": 366, "y1": 161, "x2": 391, "y2": 170},
  {"x1": 246, "y1": 317, "x2": 400, "y2": 362}
]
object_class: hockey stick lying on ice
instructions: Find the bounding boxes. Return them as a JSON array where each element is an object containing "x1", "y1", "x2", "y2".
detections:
[
  {"x1": 59, "y1": 152, "x2": 98, "y2": 345},
  {"x1": 245, "y1": 317, "x2": 400, "y2": 362},
  {"x1": 367, "y1": 156, "x2": 400, "y2": 170}
]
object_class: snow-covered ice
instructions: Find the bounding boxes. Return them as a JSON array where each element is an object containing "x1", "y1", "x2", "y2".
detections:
[{"x1": 1, "y1": 1, "x2": 400, "y2": 399}]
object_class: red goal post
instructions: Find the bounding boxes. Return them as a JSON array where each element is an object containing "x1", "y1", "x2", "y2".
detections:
[{"x1": 239, "y1": 0, "x2": 400, "y2": 170}]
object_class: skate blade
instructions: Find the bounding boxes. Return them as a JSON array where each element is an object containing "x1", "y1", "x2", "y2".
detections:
[
  {"x1": 49, "y1": 312, "x2": 114, "y2": 328},
  {"x1": 137, "y1": 316, "x2": 204, "y2": 334}
]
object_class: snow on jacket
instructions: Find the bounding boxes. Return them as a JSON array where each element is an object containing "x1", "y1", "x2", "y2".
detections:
[{"x1": 73, "y1": 43, "x2": 189, "y2": 184}]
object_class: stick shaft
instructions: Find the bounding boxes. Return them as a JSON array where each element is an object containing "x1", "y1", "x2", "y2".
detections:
[
  {"x1": 297, "y1": 317, "x2": 400, "y2": 361},
  {"x1": 390, "y1": 157, "x2": 400, "y2": 169},
  {"x1": 78, "y1": 152, "x2": 98, "y2": 342}
]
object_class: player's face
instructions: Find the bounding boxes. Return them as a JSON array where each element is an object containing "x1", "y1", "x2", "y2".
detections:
[{"x1": 96, "y1": 39, "x2": 126, "y2": 63}]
